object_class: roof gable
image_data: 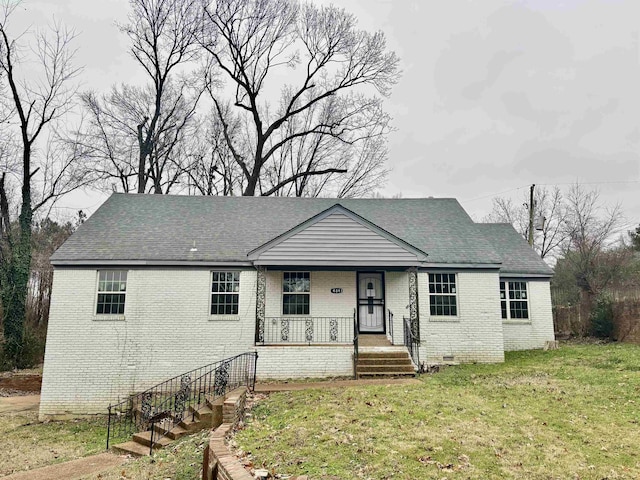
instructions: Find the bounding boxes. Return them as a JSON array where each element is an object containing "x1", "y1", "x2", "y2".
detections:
[{"x1": 248, "y1": 204, "x2": 428, "y2": 266}]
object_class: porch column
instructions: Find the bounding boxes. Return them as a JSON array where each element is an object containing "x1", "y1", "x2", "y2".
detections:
[
  {"x1": 255, "y1": 266, "x2": 266, "y2": 343},
  {"x1": 408, "y1": 267, "x2": 420, "y2": 338}
]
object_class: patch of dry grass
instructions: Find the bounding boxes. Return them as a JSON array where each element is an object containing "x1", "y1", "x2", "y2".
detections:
[
  {"x1": 76, "y1": 430, "x2": 211, "y2": 480},
  {"x1": 234, "y1": 343, "x2": 640, "y2": 479},
  {"x1": 0, "y1": 410, "x2": 106, "y2": 477}
]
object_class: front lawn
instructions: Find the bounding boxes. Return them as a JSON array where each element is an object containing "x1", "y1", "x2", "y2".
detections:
[
  {"x1": 235, "y1": 343, "x2": 640, "y2": 479},
  {"x1": 0, "y1": 410, "x2": 107, "y2": 476}
]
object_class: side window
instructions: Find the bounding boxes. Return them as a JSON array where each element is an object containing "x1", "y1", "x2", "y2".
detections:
[
  {"x1": 501, "y1": 281, "x2": 529, "y2": 320},
  {"x1": 429, "y1": 273, "x2": 457, "y2": 316},
  {"x1": 211, "y1": 271, "x2": 240, "y2": 315},
  {"x1": 97, "y1": 270, "x2": 127, "y2": 314}
]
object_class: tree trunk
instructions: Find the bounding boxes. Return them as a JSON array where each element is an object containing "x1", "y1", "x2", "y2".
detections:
[{"x1": 1, "y1": 172, "x2": 33, "y2": 368}]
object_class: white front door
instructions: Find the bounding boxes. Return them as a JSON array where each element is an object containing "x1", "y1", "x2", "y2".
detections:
[{"x1": 358, "y1": 273, "x2": 385, "y2": 333}]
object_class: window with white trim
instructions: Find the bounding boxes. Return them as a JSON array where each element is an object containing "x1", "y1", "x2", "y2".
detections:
[
  {"x1": 500, "y1": 281, "x2": 529, "y2": 320},
  {"x1": 96, "y1": 270, "x2": 127, "y2": 314},
  {"x1": 429, "y1": 273, "x2": 457, "y2": 316},
  {"x1": 283, "y1": 272, "x2": 310, "y2": 315},
  {"x1": 211, "y1": 271, "x2": 240, "y2": 315}
]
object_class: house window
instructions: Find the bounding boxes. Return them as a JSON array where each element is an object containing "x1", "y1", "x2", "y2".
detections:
[
  {"x1": 429, "y1": 273, "x2": 457, "y2": 316},
  {"x1": 211, "y1": 271, "x2": 240, "y2": 315},
  {"x1": 500, "y1": 281, "x2": 529, "y2": 320},
  {"x1": 96, "y1": 270, "x2": 127, "y2": 314},
  {"x1": 283, "y1": 272, "x2": 310, "y2": 315}
]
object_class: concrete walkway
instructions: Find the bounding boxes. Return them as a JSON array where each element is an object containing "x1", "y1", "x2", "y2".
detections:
[
  {"x1": 1, "y1": 453, "x2": 126, "y2": 480},
  {"x1": 255, "y1": 377, "x2": 420, "y2": 392}
]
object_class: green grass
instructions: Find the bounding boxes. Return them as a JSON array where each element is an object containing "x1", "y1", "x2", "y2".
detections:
[{"x1": 234, "y1": 343, "x2": 640, "y2": 480}]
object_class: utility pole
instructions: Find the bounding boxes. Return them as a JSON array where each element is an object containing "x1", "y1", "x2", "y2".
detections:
[{"x1": 528, "y1": 184, "x2": 535, "y2": 246}]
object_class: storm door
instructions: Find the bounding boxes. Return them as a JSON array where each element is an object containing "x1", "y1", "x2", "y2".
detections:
[{"x1": 357, "y1": 272, "x2": 385, "y2": 333}]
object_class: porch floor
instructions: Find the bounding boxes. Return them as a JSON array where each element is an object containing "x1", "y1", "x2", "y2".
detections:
[{"x1": 359, "y1": 334, "x2": 393, "y2": 347}]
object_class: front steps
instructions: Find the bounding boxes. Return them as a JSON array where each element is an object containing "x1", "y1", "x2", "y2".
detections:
[
  {"x1": 356, "y1": 349, "x2": 416, "y2": 378},
  {"x1": 112, "y1": 394, "x2": 227, "y2": 456}
]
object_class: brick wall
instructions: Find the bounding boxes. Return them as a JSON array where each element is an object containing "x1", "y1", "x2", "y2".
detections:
[
  {"x1": 203, "y1": 388, "x2": 252, "y2": 480},
  {"x1": 418, "y1": 271, "x2": 505, "y2": 364},
  {"x1": 40, "y1": 268, "x2": 258, "y2": 418},
  {"x1": 255, "y1": 345, "x2": 353, "y2": 379},
  {"x1": 502, "y1": 279, "x2": 555, "y2": 351},
  {"x1": 40, "y1": 266, "x2": 554, "y2": 417},
  {"x1": 265, "y1": 270, "x2": 357, "y2": 318},
  {"x1": 385, "y1": 271, "x2": 410, "y2": 345}
]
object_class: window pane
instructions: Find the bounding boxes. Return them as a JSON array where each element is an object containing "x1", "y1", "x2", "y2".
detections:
[
  {"x1": 211, "y1": 271, "x2": 240, "y2": 315},
  {"x1": 504, "y1": 280, "x2": 529, "y2": 320},
  {"x1": 429, "y1": 273, "x2": 457, "y2": 316}
]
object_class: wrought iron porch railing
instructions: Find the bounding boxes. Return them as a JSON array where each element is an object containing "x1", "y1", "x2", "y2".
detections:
[
  {"x1": 352, "y1": 308, "x2": 358, "y2": 379},
  {"x1": 403, "y1": 316, "x2": 420, "y2": 368},
  {"x1": 106, "y1": 352, "x2": 258, "y2": 454},
  {"x1": 386, "y1": 309, "x2": 394, "y2": 345},
  {"x1": 259, "y1": 316, "x2": 353, "y2": 345}
]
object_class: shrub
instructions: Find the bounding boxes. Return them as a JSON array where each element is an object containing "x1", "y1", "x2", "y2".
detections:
[{"x1": 590, "y1": 294, "x2": 614, "y2": 339}]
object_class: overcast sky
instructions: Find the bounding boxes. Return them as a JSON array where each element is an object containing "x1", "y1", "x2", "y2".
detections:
[{"x1": 17, "y1": 0, "x2": 640, "y2": 230}]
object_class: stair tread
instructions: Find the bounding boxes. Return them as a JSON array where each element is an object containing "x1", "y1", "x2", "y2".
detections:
[
  {"x1": 190, "y1": 403, "x2": 213, "y2": 413},
  {"x1": 132, "y1": 431, "x2": 172, "y2": 448},
  {"x1": 112, "y1": 441, "x2": 151, "y2": 457},
  {"x1": 357, "y1": 365, "x2": 414, "y2": 369},
  {"x1": 180, "y1": 418, "x2": 205, "y2": 432},
  {"x1": 358, "y1": 361, "x2": 411, "y2": 367}
]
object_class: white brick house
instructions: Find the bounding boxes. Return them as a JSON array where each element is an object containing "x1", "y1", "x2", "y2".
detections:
[{"x1": 39, "y1": 194, "x2": 554, "y2": 417}]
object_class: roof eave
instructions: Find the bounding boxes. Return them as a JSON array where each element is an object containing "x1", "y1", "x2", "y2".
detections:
[{"x1": 51, "y1": 259, "x2": 254, "y2": 267}]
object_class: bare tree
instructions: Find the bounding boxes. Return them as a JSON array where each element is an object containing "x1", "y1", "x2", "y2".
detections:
[
  {"x1": 200, "y1": 0, "x2": 399, "y2": 196},
  {"x1": 81, "y1": 81, "x2": 202, "y2": 194},
  {"x1": 81, "y1": 0, "x2": 203, "y2": 194},
  {"x1": 0, "y1": 1, "x2": 84, "y2": 367},
  {"x1": 484, "y1": 186, "x2": 568, "y2": 259},
  {"x1": 185, "y1": 110, "x2": 244, "y2": 195},
  {"x1": 560, "y1": 183, "x2": 625, "y2": 297},
  {"x1": 264, "y1": 91, "x2": 389, "y2": 197}
]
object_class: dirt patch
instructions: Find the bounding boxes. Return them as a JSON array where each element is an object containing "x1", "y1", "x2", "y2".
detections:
[{"x1": 0, "y1": 373, "x2": 42, "y2": 396}]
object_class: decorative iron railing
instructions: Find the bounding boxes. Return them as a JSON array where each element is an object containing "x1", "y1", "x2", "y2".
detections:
[
  {"x1": 106, "y1": 352, "x2": 258, "y2": 454},
  {"x1": 403, "y1": 316, "x2": 420, "y2": 368},
  {"x1": 386, "y1": 309, "x2": 394, "y2": 344},
  {"x1": 259, "y1": 316, "x2": 353, "y2": 345},
  {"x1": 353, "y1": 308, "x2": 358, "y2": 379}
]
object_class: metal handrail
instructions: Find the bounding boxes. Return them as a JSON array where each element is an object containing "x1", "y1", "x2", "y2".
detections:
[
  {"x1": 403, "y1": 316, "x2": 420, "y2": 369},
  {"x1": 106, "y1": 352, "x2": 258, "y2": 453},
  {"x1": 387, "y1": 309, "x2": 394, "y2": 345},
  {"x1": 353, "y1": 308, "x2": 358, "y2": 379}
]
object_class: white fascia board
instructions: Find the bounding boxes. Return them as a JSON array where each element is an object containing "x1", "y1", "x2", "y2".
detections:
[{"x1": 51, "y1": 259, "x2": 254, "y2": 267}]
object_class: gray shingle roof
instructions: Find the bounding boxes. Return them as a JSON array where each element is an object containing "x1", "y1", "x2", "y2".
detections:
[
  {"x1": 51, "y1": 194, "x2": 548, "y2": 275},
  {"x1": 476, "y1": 223, "x2": 553, "y2": 276}
]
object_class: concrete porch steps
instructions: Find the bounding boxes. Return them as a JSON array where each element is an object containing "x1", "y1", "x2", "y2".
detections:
[
  {"x1": 356, "y1": 349, "x2": 416, "y2": 379},
  {"x1": 112, "y1": 393, "x2": 229, "y2": 457}
]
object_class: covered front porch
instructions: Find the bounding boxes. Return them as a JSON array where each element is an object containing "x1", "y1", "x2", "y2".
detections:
[
  {"x1": 253, "y1": 268, "x2": 421, "y2": 371},
  {"x1": 248, "y1": 203, "x2": 427, "y2": 375}
]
